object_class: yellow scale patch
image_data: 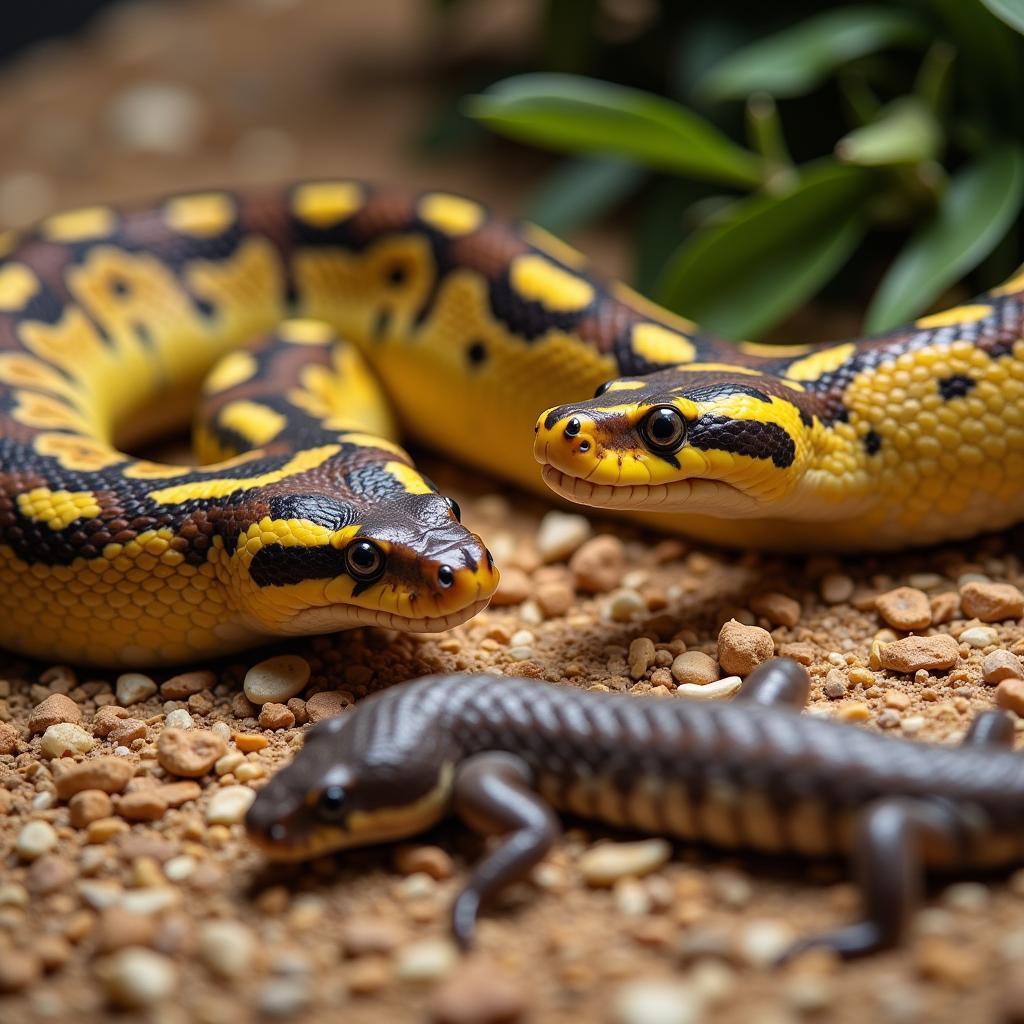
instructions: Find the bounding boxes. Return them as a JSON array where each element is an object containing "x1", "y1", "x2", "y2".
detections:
[
  {"x1": 41, "y1": 207, "x2": 117, "y2": 243},
  {"x1": 218, "y1": 400, "x2": 288, "y2": 447},
  {"x1": 17, "y1": 487, "x2": 101, "y2": 531},
  {"x1": 33, "y1": 433, "x2": 124, "y2": 472},
  {"x1": 509, "y1": 254, "x2": 594, "y2": 313},
  {"x1": 522, "y1": 223, "x2": 587, "y2": 269},
  {"x1": 915, "y1": 304, "x2": 993, "y2": 329},
  {"x1": 148, "y1": 444, "x2": 339, "y2": 504},
  {"x1": 292, "y1": 182, "x2": 363, "y2": 229},
  {"x1": 631, "y1": 322, "x2": 696, "y2": 364},
  {"x1": 417, "y1": 194, "x2": 484, "y2": 236},
  {"x1": 164, "y1": 193, "x2": 237, "y2": 238},
  {"x1": 784, "y1": 342, "x2": 856, "y2": 382},
  {"x1": 612, "y1": 281, "x2": 698, "y2": 334},
  {"x1": 0, "y1": 264, "x2": 39, "y2": 311},
  {"x1": 383, "y1": 460, "x2": 432, "y2": 494},
  {"x1": 279, "y1": 319, "x2": 335, "y2": 345},
  {"x1": 202, "y1": 351, "x2": 259, "y2": 395},
  {"x1": 993, "y1": 269, "x2": 1024, "y2": 297}
]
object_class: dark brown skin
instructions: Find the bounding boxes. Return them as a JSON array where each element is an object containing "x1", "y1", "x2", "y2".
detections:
[{"x1": 246, "y1": 660, "x2": 1024, "y2": 960}]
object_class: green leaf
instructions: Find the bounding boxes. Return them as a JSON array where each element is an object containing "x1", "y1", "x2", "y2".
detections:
[
  {"x1": 699, "y1": 6, "x2": 926, "y2": 101},
  {"x1": 467, "y1": 74, "x2": 763, "y2": 187},
  {"x1": 655, "y1": 163, "x2": 872, "y2": 338},
  {"x1": 866, "y1": 144, "x2": 1024, "y2": 332},
  {"x1": 836, "y1": 97, "x2": 942, "y2": 167},
  {"x1": 980, "y1": 0, "x2": 1024, "y2": 35},
  {"x1": 525, "y1": 158, "x2": 643, "y2": 235}
]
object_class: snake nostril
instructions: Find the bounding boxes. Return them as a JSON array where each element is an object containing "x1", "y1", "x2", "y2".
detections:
[
  {"x1": 578, "y1": 440, "x2": 591, "y2": 453},
  {"x1": 564, "y1": 417, "x2": 581, "y2": 439},
  {"x1": 438, "y1": 565, "x2": 455, "y2": 589}
]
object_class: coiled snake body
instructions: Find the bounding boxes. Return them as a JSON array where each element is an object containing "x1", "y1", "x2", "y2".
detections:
[{"x1": 0, "y1": 181, "x2": 1021, "y2": 665}]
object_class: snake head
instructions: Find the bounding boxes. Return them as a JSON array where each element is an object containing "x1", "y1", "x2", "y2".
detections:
[
  {"x1": 533, "y1": 369, "x2": 812, "y2": 517},
  {"x1": 223, "y1": 457, "x2": 498, "y2": 637}
]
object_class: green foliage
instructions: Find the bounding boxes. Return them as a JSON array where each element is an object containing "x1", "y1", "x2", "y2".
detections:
[{"x1": 460, "y1": 0, "x2": 1024, "y2": 338}]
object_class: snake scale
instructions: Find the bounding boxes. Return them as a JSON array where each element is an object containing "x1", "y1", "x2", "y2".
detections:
[{"x1": 0, "y1": 180, "x2": 1021, "y2": 666}]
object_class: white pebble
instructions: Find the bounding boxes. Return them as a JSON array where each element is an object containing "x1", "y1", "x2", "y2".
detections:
[
  {"x1": 608, "y1": 589, "x2": 646, "y2": 622},
  {"x1": 579, "y1": 839, "x2": 671, "y2": 887},
  {"x1": 107, "y1": 82, "x2": 205, "y2": 154},
  {"x1": 536, "y1": 511, "x2": 591, "y2": 562},
  {"x1": 738, "y1": 919, "x2": 794, "y2": 967},
  {"x1": 259, "y1": 979, "x2": 309, "y2": 1017},
  {"x1": 394, "y1": 939, "x2": 458, "y2": 982},
  {"x1": 205, "y1": 785, "x2": 256, "y2": 825},
  {"x1": 198, "y1": 920, "x2": 256, "y2": 978},
  {"x1": 820, "y1": 574, "x2": 854, "y2": 604},
  {"x1": 211, "y1": 721, "x2": 232, "y2": 741},
  {"x1": 676, "y1": 677, "x2": 742, "y2": 701},
  {"x1": 941, "y1": 881, "x2": 990, "y2": 912},
  {"x1": 612, "y1": 978, "x2": 702, "y2": 1024},
  {"x1": 121, "y1": 888, "x2": 179, "y2": 916},
  {"x1": 16, "y1": 820, "x2": 58, "y2": 861},
  {"x1": 507, "y1": 646, "x2": 534, "y2": 661},
  {"x1": 116, "y1": 672, "x2": 157, "y2": 706},
  {"x1": 31, "y1": 791, "x2": 55, "y2": 811},
  {"x1": 99, "y1": 947, "x2": 177, "y2": 1009},
  {"x1": 901, "y1": 716, "x2": 926, "y2": 735},
  {"x1": 510, "y1": 629, "x2": 535, "y2": 647},
  {"x1": 162, "y1": 855, "x2": 196, "y2": 882},
  {"x1": 39, "y1": 722, "x2": 93, "y2": 758},
  {"x1": 79, "y1": 880, "x2": 123, "y2": 910},
  {"x1": 960, "y1": 626, "x2": 998, "y2": 648},
  {"x1": 243, "y1": 655, "x2": 310, "y2": 705},
  {"x1": 613, "y1": 877, "x2": 651, "y2": 916},
  {"x1": 164, "y1": 709, "x2": 193, "y2": 730}
]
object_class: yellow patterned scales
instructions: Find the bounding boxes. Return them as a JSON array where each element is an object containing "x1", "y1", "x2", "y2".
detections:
[{"x1": 0, "y1": 181, "x2": 1021, "y2": 665}]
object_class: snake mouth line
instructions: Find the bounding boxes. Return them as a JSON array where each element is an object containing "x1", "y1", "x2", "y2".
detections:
[
  {"x1": 285, "y1": 596, "x2": 492, "y2": 635},
  {"x1": 541, "y1": 465, "x2": 759, "y2": 516}
]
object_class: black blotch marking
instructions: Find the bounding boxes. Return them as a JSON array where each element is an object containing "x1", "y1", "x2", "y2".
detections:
[
  {"x1": 372, "y1": 307, "x2": 391, "y2": 340},
  {"x1": 543, "y1": 410, "x2": 560, "y2": 431},
  {"x1": 249, "y1": 543, "x2": 349, "y2": 588},
  {"x1": 385, "y1": 263, "x2": 407, "y2": 287},
  {"x1": 266, "y1": 494, "x2": 356, "y2": 531},
  {"x1": 110, "y1": 276, "x2": 132, "y2": 297},
  {"x1": 133, "y1": 321, "x2": 153, "y2": 347},
  {"x1": 938, "y1": 374, "x2": 975, "y2": 400},
  {"x1": 688, "y1": 414, "x2": 796, "y2": 468},
  {"x1": 863, "y1": 429, "x2": 882, "y2": 456},
  {"x1": 683, "y1": 383, "x2": 771, "y2": 404},
  {"x1": 193, "y1": 295, "x2": 216, "y2": 319},
  {"x1": 798, "y1": 408, "x2": 814, "y2": 428},
  {"x1": 467, "y1": 340, "x2": 487, "y2": 366}
]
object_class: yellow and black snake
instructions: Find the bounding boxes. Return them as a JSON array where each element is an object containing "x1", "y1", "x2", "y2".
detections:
[{"x1": 0, "y1": 181, "x2": 1021, "y2": 666}]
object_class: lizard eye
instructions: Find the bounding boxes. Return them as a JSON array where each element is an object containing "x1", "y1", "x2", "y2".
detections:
[
  {"x1": 317, "y1": 785, "x2": 347, "y2": 821},
  {"x1": 639, "y1": 406, "x2": 687, "y2": 455}
]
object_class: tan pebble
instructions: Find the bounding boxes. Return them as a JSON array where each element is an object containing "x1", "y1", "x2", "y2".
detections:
[
  {"x1": 489, "y1": 566, "x2": 530, "y2": 606},
  {"x1": 996, "y1": 679, "x2": 1024, "y2": 717},
  {"x1": 394, "y1": 844, "x2": 453, "y2": 880},
  {"x1": 160, "y1": 670, "x2": 216, "y2": 700},
  {"x1": 27, "y1": 854, "x2": 76, "y2": 895},
  {"x1": 39, "y1": 721, "x2": 94, "y2": 758},
  {"x1": 234, "y1": 762, "x2": 265, "y2": 782},
  {"x1": 304, "y1": 690, "x2": 352, "y2": 724},
  {"x1": 883, "y1": 689, "x2": 910, "y2": 710},
  {"x1": 95, "y1": 907, "x2": 156, "y2": 953},
  {"x1": 347, "y1": 955, "x2": 392, "y2": 995},
  {"x1": 608, "y1": 589, "x2": 645, "y2": 622},
  {"x1": 878, "y1": 634, "x2": 959, "y2": 673},
  {"x1": 342, "y1": 917, "x2": 408, "y2": 957},
  {"x1": 570, "y1": 534, "x2": 626, "y2": 593},
  {"x1": 243, "y1": 654, "x2": 310, "y2": 705},
  {"x1": 960, "y1": 581, "x2": 1024, "y2": 623},
  {"x1": 28, "y1": 692, "x2": 81, "y2": 734},
  {"x1": 205, "y1": 785, "x2": 255, "y2": 825},
  {"x1": 428, "y1": 958, "x2": 528, "y2": 1024},
  {"x1": 984, "y1": 650, "x2": 1024, "y2": 685},
  {"x1": 628, "y1": 637, "x2": 656, "y2": 679},
  {"x1": 749, "y1": 592, "x2": 801, "y2": 628},
  {"x1": 837, "y1": 702, "x2": 871, "y2": 722},
  {"x1": 848, "y1": 667, "x2": 875, "y2": 687},
  {"x1": 536, "y1": 511, "x2": 591, "y2": 562},
  {"x1": 717, "y1": 619, "x2": 774, "y2": 676},
  {"x1": 669, "y1": 651, "x2": 719, "y2": 687},
  {"x1": 258, "y1": 702, "x2": 295, "y2": 730},
  {"x1": 231, "y1": 693, "x2": 256, "y2": 718},
  {"x1": 914, "y1": 936, "x2": 983, "y2": 988},
  {"x1": 579, "y1": 839, "x2": 671, "y2": 887},
  {"x1": 16, "y1": 820, "x2": 58, "y2": 861},
  {"x1": 117, "y1": 790, "x2": 168, "y2": 822},
  {"x1": 87, "y1": 818, "x2": 130, "y2": 843},
  {"x1": 875, "y1": 587, "x2": 932, "y2": 631},
  {"x1": 115, "y1": 673, "x2": 158, "y2": 706},
  {"x1": 156, "y1": 728, "x2": 226, "y2": 778},
  {"x1": 98, "y1": 947, "x2": 177, "y2": 1009},
  {"x1": 0, "y1": 720, "x2": 19, "y2": 754},
  {"x1": 778, "y1": 642, "x2": 815, "y2": 665},
  {"x1": 822, "y1": 670, "x2": 846, "y2": 700},
  {"x1": 535, "y1": 581, "x2": 574, "y2": 617},
  {"x1": 164, "y1": 708, "x2": 193, "y2": 729},
  {"x1": 233, "y1": 732, "x2": 269, "y2": 753},
  {"x1": 0, "y1": 951, "x2": 41, "y2": 993},
  {"x1": 197, "y1": 920, "x2": 255, "y2": 978},
  {"x1": 34, "y1": 934, "x2": 72, "y2": 972},
  {"x1": 215, "y1": 750, "x2": 246, "y2": 775},
  {"x1": 820, "y1": 574, "x2": 854, "y2": 604},
  {"x1": 930, "y1": 591, "x2": 960, "y2": 624},
  {"x1": 54, "y1": 757, "x2": 135, "y2": 799},
  {"x1": 676, "y1": 676, "x2": 741, "y2": 700},
  {"x1": 93, "y1": 705, "x2": 130, "y2": 736},
  {"x1": 395, "y1": 938, "x2": 459, "y2": 983},
  {"x1": 109, "y1": 719, "x2": 147, "y2": 745},
  {"x1": 69, "y1": 790, "x2": 113, "y2": 828}
]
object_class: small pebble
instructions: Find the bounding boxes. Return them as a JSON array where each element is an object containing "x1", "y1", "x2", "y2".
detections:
[
  {"x1": 244, "y1": 655, "x2": 311, "y2": 705},
  {"x1": 490, "y1": 567, "x2": 530, "y2": 606},
  {"x1": 875, "y1": 587, "x2": 932, "y2": 630},
  {"x1": 205, "y1": 785, "x2": 256, "y2": 825},
  {"x1": 535, "y1": 511, "x2": 591, "y2": 562},
  {"x1": 39, "y1": 722, "x2": 94, "y2": 758},
  {"x1": 960, "y1": 581, "x2": 1024, "y2": 622},
  {"x1": 878, "y1": 634, "x2": 959, "y2": 672},
  {"x1": 717, "y1": 619, "x2": 774, "y2": 676},
  {"x1": 342, "y1": 918, "x2": 407, "y2": 957},
  {"x1": 107, "y1": 82, "x2": 205, "y2": 154},
  {"x1": 820, "y1": 574, "x2": 854, "y2": 604},
  {"x1": 117, "y1": 790, "x2": 167, "y2": 822},
  {"x1": 304, "y1": 690, "x2": 351, "y2": 723},
  {"x1": 996, "y1": 679, "x2": 1024, "y2": 717},
  {"x1": 259, "y1": 978, "x2": 310, "y2": 1017},
  {"x1": 394, "y1": 845, "x2": 453, "y2": 880},
  {"x1": 960, "y1": 626, "x2": 999, "y2": 648},
  {"x1": 749, "y1": 592, "x2": 801, "y2": 628},
  {"x1": 28, "y1": 692, "x2": 81, "y2": 734},
  {"x1": 98, "y1": 947, "x2": 177, "y2": 1009},
  {"x1": 608, "y1": 589, "x2": 646, "y2": 622},
  {"x1": 984, "y1": 650, "x2": 1024, "y2": 684},
  {"x1": 738, "y1": 919, "x2": 794, "y2": 968},
  {"x1": 612, "y1": 978, "x2": 702, "y2": 1024},
  {"x1": 259, "y1": 702, "x2": 296, "y2": 730},
  {"x1": 676, "y1": 677, "x2": 742, "y2": 700},
  {"x1": 69, "y1": 790, "x2": 113, "y2": 828},
  {"x1": 570, "y1": 534, "x2": 626, "y2": 593},
  {"x1": 164, "y1": 708, "x2": 193, "y2": 730},
  {"x1": 116, "y1": 673, "x2": 158, "y2": 706},
  {"x1": 157, "y1": 728, "x2": 226, "y2": 778},
  {"x1": 395, "y1": 939, "x2": 459, "y2": 982},
  {"x1": 198, "y1": 920, "x2": 256, "y2": 978},
  {"x1": 0, "y1": 951, "x2": 41, "y2": 993},
  {"x1": 579, "y1": 839, "x2": 671, "y2": 887},
  {"x1": 429, "y1": 959, "x2": 528, "y2": 1024},
  {"x1": 16, "y1": 820, "x2": 58, "y2": 861},
  {"x1": 671, "y1": 652, "x2": 719, "y2": 686},
  {"x1": 628, "y1": 637, "x2": 656, "y2": 679},
  {"x1": 54, "y1": 757, "x2": 135, "y2": 799}
]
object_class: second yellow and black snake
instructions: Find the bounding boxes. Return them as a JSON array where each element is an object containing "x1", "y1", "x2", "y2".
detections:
[{"x1": 0, "y1": 181, "x2": 1021, "y2": 666}]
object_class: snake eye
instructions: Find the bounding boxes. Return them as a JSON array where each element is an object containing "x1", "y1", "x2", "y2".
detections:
[
  {"x1": 444, "y1": 496, "x2": 461, "y2": 523},
  {"x1": 593, "y1": 380, "x2": 613, "y2": 398},
  {"x1": 639, "y1": 406, "x2": 687, "y2": 455},
  {"x1": 317, "y1": 785, "x2": 347, "y2": 822},
  {"x1": 345, "y1": 540, "x2": 385, "y2": 583},
  {"x1": 437, "y1": 565, "x2": 455, "y2": 589}
]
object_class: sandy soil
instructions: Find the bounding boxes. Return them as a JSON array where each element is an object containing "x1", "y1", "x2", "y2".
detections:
[{"x1": 2, "y1": 2, "x2": 1024, "y2": 1021}]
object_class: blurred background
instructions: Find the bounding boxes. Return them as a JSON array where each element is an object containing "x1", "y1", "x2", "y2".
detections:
[{"x1": 1, "y1": 0, "x2": 1022, "y2": 341}]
